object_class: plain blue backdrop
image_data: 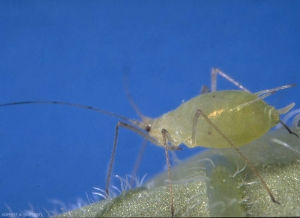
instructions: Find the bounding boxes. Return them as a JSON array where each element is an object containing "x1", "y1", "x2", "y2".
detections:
[{"x1": 0, "y1": 1, "x2": 299, "y2": 215}]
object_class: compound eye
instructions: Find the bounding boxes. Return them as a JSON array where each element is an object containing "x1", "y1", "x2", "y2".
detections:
[{"x1": 145, "y1": 125, "x2": 151, "y2": 132}]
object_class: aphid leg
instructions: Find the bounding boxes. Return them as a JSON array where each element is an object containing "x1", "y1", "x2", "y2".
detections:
[
  {"x1": 105, "y1": 121, "x2": 161, "y2": 196},
  {"x1": 211, "y1": 68, "x2": 250, "y2": 92},
  {"x1": 279, "y1": 120, "x2": 299, "y2": 138},
  {"x1": 233, "y1": 91, "x2": 275, "y2": 111},
  {"x1": 130, "y1": 136, "x2": 181, "y2": 189},
  {"x1": 124, "y1": 73, "x2": 151, "y2": 185},
  {"x1": 193, "y1": 109, "x2": 281, "y2": 205},
  {"x1": 255, "y1": 84, "x2": 296, "y2": 97},
  {"x1": 192, "y1": 109, "x2": 200, "y2": 146},
  {"x1": 161, "y1": 128, "x2": 175, "y2": 217},
  {"x1": 130, "y1": 139, "x2": 147, "y2": 187},
  {"x1": 168, "y1": 145, "x2": 183, "y2": 151},
  {"x1": 200, "y1": 85, "x2": 210, "y2": 94}
]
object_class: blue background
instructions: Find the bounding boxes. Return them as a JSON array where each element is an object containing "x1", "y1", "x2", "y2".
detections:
[{"x1": 0, "y1": 1, "x2": 299, "y2": 215}]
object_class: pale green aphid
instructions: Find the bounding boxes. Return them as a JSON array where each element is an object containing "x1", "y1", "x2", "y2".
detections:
[
  {"x1": 136, "y1": 69, "x2": 295, "y2": 149},
  {"x1": 0, "y1": 68, "x2": 297, "y2": 217},
  {"x1": 145, "y1": 90, "x2": 284, "y2": 148},
  {"x1": 127, "y1": 68, "x2": 296, "y2": 216}
]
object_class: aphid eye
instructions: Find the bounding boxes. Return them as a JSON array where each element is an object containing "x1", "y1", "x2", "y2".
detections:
[{"x1": 145, "y1": 125, "x2": 151, "y2": 132}]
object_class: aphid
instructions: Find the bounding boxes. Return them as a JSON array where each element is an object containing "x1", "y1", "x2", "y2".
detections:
[{"x1": 0, "y1": 68, "x2": 297, "y2": 216}]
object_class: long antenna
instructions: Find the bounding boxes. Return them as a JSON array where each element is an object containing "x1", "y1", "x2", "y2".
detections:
[
  {"x1": 0, "y1": 100, "x2": 141, "y2": 125},
  {"x1": 123, "y1": 73, "x2": 146, "y2": 121}
]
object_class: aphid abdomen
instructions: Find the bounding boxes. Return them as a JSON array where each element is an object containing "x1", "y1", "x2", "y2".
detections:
[{"x1": 152, "y1": 90, "x2": 280, "y2": 149}]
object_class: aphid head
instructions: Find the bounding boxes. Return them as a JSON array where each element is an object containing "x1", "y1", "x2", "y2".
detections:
[{"x1": 132, "y1": 116, "x2": 154, "y2": 133}]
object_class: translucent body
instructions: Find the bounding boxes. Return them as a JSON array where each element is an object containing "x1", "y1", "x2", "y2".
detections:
[{"x1": 148, "y1": 90, "x2": 279, "y2": 148}]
